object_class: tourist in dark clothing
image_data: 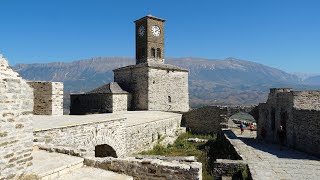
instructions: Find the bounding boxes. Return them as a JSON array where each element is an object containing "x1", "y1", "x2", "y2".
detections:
[{"x1": 240, "y1": 122, "x2": 245, "y2": 135}]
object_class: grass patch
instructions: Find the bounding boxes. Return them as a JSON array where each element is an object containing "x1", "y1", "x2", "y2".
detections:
[{"x1": 140, "y1": 132, "x2": 216, "y2": 180}]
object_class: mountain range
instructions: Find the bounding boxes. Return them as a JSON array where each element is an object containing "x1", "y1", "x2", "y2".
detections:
[{"x1": 13, "y1": 57, "x2": 320, "y2": 110}]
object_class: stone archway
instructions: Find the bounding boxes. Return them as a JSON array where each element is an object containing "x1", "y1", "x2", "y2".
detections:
[{"x1": 95, "y1": 144, "x2": 117, "y2": 158}]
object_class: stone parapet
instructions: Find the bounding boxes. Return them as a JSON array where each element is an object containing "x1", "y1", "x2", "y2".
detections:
[
  {"x1": 27, "y1": 81, "x2": 63, "y2": 115},
  {"x1": 33, "y1": 116, "x2": 127, "y2": 158},
  {"x1": 84, "y1": 156, "x2": 202, "y2": 180}
]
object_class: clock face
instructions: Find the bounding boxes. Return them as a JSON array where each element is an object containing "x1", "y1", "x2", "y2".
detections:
[
  {"x1": 138, "y1": 25, "x2": 145, "y2": 37},
  {"x1": 151, "y1": 25, "x2": 161, "y2": 37}
]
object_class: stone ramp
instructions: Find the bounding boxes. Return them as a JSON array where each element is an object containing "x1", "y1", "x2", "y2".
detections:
[
  {"x1": 25, "y1": 150, "x2": 132, "y2": 180},
  {"x1": 223, "y1": 128, "x2": 320, "y2": 180}
]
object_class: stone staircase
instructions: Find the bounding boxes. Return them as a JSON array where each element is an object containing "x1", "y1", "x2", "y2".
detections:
[{"x1": 25, "y1": 150, "x2": 133, "y2": 180}]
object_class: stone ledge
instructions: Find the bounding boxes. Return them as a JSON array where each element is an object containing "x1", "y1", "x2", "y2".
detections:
[{"x1": 84, "y1": 156, "x2": 202, "y2": 180}]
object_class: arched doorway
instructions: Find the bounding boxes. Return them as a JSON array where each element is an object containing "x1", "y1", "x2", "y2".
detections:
[
  {"x1": 95, "y1": 144, "x2": 117, "y2": 158},
  {"x1": 230, "y1": 112, "x2": 256, "y2": 125}
]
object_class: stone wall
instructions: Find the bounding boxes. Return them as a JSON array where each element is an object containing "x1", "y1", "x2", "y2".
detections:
[
  {"x1": 27, "y1": 81, "x2": 63, "y2": 115},
  {"x1": 148, "y1": 68, "x2": 189, "y2": 112},
  {"x1": 213, "y1": 159, "x2": 248, "y2": 180},
  {"x1": 126, "y1": 114, "x2": 185, "y2": 155},
  {"x1": 182, "y1": 105, "x2": 257, "y2": 134},
  {"x1": 70, "y1": 93, "x2": 130, "y2": 114},
  {"x1": 113, "y1": 94, "x2": 131, "y2": 112},
  {"x1": 114, "y1": 65, "x2": 189, "y2": 112},
  {"x1": 84, "y1": 156, "x2": 202, "y2": 180},
  {"x1": 114, "y1": 67, "x2": 149, "y2": 110},
  {"x1": 256, "y1": 88, "x2": 320, "y2": 157},
  {"x1": 293, "y1": 91, "x2": 320, "y2": 110},
  {"x1": 33, "y1": 118, "x2": 127, "y2": 157},
  {"x1": 0, "y1": 55, "x2": 34, "y2": 179},
  {"x1": 290, "y1": 109, "x2": 320, "y2": 157}
]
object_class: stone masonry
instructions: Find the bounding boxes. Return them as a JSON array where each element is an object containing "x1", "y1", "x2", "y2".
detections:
[
  {"x1": 33, "y1": 115, "x2": 127, "y2": 158},
  {"x1": 182, "y1": 105, "x2": 258, "y2": 134},
  {"x1": 126, "y1": 113, "x2": 185, "y2": 154},
  {"x1": 84, "y1": 156, "x2": 202, "y2": 180},
  {"x1": 257, "y1": 88, "x2": 320, "y2": 157},
  {"x1": 0, "y1": 54, "x2": 34, "y2": 179},
  {"x1": 70, "y1": 82, "x2": 130, "y2": 115},
  {"x1": 28, "y1": 81, "x2": 63, "y2": 115},
  {"x1": 114, "y1": 63, "x2": 189, "y2": 112}
]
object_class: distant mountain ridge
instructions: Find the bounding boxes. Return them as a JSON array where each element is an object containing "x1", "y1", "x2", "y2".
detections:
[{"x1": 13, "y1": 57, "x2": 320, "y2": 108}]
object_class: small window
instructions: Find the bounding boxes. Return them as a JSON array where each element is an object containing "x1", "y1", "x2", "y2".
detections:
[
  {"x1": 151, "y1": 48, "x2": 156, "y2": 58},
  {"x1": 168, "y1": 96, "x2": 172, "y2": 103},
  {"x1": 157, "y1": 48, "x2": 161, "y2": 58}
]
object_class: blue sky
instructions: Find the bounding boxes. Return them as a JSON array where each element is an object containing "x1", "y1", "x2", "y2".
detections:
[{"x1": 0, "y1": 0, "x2": 320, "y2": 73}]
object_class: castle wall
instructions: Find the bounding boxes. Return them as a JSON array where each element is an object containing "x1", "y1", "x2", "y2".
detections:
[
  {"x1": 291, "y1": 109, "x2": 320, "y2": 157},
  {"x1": 293, "y1": 91, "x2": 320, "y2": 110},
  {"x1": 28, "y1": 82, "x2": 63, "y2": 115},
  {"x1": 148, "y1": 68, "x2": 189, "y2": 112},
  {"x1": 84, "y1": 156, "x2": 202, "y2": 180},
  {"x1": 256, "y1": 88, "x2": 320, "y2": 157},
  {"x1": 126, "y1": 114, "x2": 184, "y2": 155},
  {"x1": 183, "y1": 106, "x2": 257, "y2": 134},
  {"x1": 0, "y1": 56, "x2": 34, "y2": 179},
  {"x1": 114, "y1": 67, "x2": 149, "y2": 110},
  {"x1": 112, "y1": 94, "x2": 131, "y2": 112},
  {"x1": 33, "y1": 117, "x2": 127, "y2": 157},
  {"x1": 70, "y1": 93, "x2": 129, "y2": 114}
]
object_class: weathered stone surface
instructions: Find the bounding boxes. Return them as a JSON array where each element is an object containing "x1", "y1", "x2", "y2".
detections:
[
  {"x1": 28, "y1": 81, "x2": 63, "y2": 115},
  {"x1": 114, "y1": 64, "x2": 189, "y2": 112},
  {"x1": 33, "y1": 115, "x2": 127, "y2": 157},
  {"x1": 182, "y1": 105, "x2": 257, "y2": 134},
  {"x1": 70, "y1": 82, "x2": 131, "y2": 114},
  {"x1": 84, "y1": 156, "x2": 202, "y2": 180},
  {"x1": 0, "y1": 54, "x2": 33, "y2": 179},
  {"x1": 257, "y1": 88, "x2": 320, "y2": 157},
  {"x1": 221, "y1": 127, "x2": 320, "y2": 180},
  {"x1": 126, "y1": 113, "x2": 185, "y2": 154},
  {"x1": 32, "y1": 111, "x2": 184, "y2": 157}
]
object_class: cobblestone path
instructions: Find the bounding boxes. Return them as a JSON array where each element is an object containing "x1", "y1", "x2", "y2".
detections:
[{"x1": 224, "y1": 128, "x2": 320, "y2": 180}]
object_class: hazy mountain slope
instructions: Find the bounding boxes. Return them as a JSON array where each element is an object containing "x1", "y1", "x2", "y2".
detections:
[
  {"x1": 304, "y1": 75, "x2": 320, "y2": 85},
  {"x1": 14, "y1": 57, "x2": 311, "y2": 108}
]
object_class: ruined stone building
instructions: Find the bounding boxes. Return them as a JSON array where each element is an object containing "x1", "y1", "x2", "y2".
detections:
[
  {"x1": 70, "y1": 15, "x2": 189, "y2": 114},
  {"x1": 257, "y1": 88, "x2": 320, "y2": 157}
]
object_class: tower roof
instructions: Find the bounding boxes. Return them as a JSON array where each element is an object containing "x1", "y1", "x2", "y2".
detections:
[
  {"x1": 134, "y1": 15, "x2": 166, "y2": 23},
  {"x1": 87, "y1": 82, "x2": 128, "y2": 94}
]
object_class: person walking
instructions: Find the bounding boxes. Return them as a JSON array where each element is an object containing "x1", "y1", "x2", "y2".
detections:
[
  {"x1": 240, "y1": 122, "x2": 245, "y2": 135},
  {"x1": 249, "y1": 123, "x2": 255, "y2": 135}
]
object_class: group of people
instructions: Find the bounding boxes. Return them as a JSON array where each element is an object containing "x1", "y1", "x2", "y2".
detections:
[
  {"x1": 239, "y1": 121, "x2": 255, "y2": 135},
  {"x1": 240, "y1": 122, "x2": 286, "y2": 150}
]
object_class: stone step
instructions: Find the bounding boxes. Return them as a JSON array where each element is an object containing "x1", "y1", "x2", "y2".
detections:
[
  {"x1": 25, "y1": 150, "x2": 134, "y2": 180},
  {"x1": 57, "y1": 166, "x2": 133, "y2": 180},
  {"x1": 26, "y1": 150, "x2": 84, "y2": 179}
]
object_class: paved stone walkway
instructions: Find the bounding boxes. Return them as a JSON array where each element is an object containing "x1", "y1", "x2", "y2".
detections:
[
  {"x1": 32, "y1": 111, "x2": 181, "y2": 131},
  {"x1": 223, "y1": 128, "x2": 320, "y2": 180}
]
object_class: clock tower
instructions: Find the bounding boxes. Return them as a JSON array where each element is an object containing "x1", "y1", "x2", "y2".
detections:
[{"x1": 134, "y1": 15, "x2": 165, "y2": 64}]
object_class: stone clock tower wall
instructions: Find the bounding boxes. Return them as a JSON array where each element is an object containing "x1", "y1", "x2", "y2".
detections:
[
  {"x1": 114, "y1": 15, "x2": 189, "y2": 112},
  {"x1": 135, "y1": 15, "x2": 165, "y2": 64}
]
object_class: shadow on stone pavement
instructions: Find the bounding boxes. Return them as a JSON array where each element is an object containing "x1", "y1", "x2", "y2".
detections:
[{"x1": 238, "y1": 136, "x2": 319, "y2": 161}]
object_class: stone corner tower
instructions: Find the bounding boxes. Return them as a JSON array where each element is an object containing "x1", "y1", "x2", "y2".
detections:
[{"x1": 134, "y1": 15, "x2": 165, "y2": 64}]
